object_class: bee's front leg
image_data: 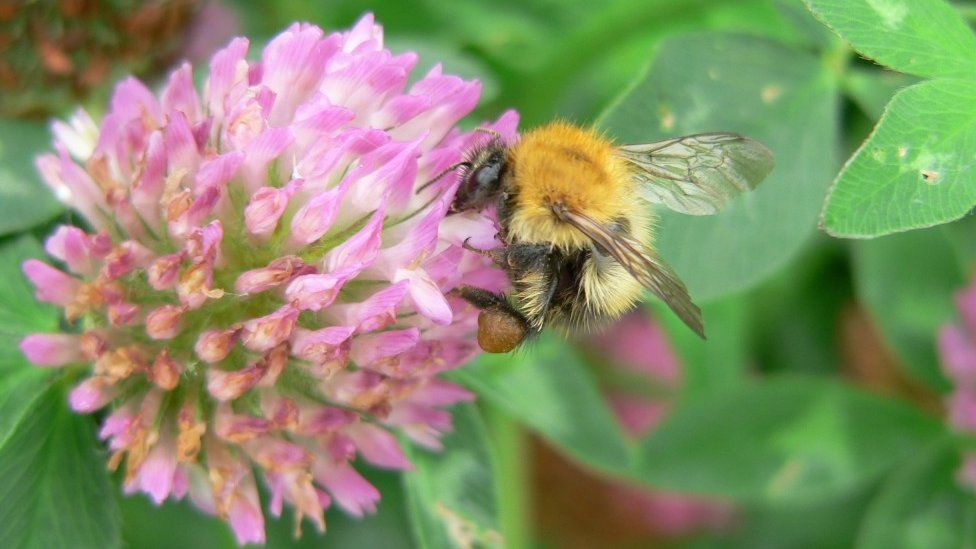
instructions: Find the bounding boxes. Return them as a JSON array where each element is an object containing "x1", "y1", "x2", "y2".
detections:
[{"x1": 462, "y1": 237, "x2": 505, "y2": 263}]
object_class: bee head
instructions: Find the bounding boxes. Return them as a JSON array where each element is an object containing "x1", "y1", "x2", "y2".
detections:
[{"x1": 452, "y1": 145, "x2": 507, "y2": 212}]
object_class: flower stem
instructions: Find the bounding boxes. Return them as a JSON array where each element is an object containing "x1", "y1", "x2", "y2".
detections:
[{"x1": 485, "y1": 404, "x2": 531, "y2": 549}]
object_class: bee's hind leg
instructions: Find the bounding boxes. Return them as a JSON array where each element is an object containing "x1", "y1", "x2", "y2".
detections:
[{"x1": 455, "y1": 285, "x2": 530, "y2": 353}]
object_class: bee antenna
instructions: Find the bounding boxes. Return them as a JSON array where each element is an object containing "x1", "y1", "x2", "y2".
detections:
[
  {"x1": 474, "y1": 127, "x2": 503, "y2": 140},
  {"x1": 416, "y1": 161, "x2": 472, "y2": 194}
]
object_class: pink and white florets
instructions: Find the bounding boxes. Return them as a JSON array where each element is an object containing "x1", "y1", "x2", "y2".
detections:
[{"x1": 19, "y1": 14, "x2": 516, "y2": 544}]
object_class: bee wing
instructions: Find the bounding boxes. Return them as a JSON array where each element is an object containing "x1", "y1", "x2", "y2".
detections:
[
  {"x1": 552, "y1": 204, "x2": 704, "y2": 338},
  {"x1": 617, "y1": 132, "x2": 774, "y2": 216}
]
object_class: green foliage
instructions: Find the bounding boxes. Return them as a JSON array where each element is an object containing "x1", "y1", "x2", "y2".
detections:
[
  {"x1": 806, "y1": 0, "x2": 976, "y2": 237},
  {"x1": 0, "y1": 122, "x2": 62, "y2": 237},
  {"x1": 1, "y1": 0, "x2": 975, "y2": 547},
  {"x1": 599, "y1": 32, "x2": 837, "y2": 300},
  {"x1": 804, "y1": 0, "x2": 976, "y2": 80},
  {"x1": 450, "y1": 337, "x2": 631, "y2": 475},
  {"x1": 0, "y1": 382, "x2": 120, "y2": 549},
  {"x1": 858, "y1": 438, "x2": 976, "y2": 549},
  {"x1": 0, "y1": 237, "x2": 59, "y2": 443},
  {"x1": 402, "y1": 405, "x2": 502, "y2": 548},
  {"x1": 853, "y1": 227, "x2": 965, "y2": 392},
  {"x1": 636, "y1": 376, "x2": 943, "y2": 503}
]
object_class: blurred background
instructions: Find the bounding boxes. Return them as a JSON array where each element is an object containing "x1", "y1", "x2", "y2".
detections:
[{"x1": 3, "y1": 0, "x2": 976, "y2": 547}]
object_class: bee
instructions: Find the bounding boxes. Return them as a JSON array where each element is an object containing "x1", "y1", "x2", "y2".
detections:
[{"x1": 439, "y1": 122, "x2": 773, "y2": 353}]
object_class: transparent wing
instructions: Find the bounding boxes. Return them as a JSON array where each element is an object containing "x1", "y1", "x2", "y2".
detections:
[
  {"x1": 552, "y1": 204, "x2": 704, "y2": 338},
  {"x1": 617, "y1": 132, "x2": 774, "y2": 216}
]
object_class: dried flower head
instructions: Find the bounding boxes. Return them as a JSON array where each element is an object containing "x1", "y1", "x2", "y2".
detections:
[
  {"x1": 0, "y1": 0, "x2": 205, "y2": 117},
  {"x1": 20, "y1": 14, "x2": 516, "y2": 544}
]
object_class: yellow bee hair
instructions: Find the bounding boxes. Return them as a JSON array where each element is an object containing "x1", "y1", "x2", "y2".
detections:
[{"x1": 505, "y1": 122, "x2": 640, "y2": 250}]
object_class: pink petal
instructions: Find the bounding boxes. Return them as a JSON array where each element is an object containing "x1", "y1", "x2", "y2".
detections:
[
  {"x1": 260, "y1": 24, "x2": 341, "y2": 125},
  {"x1": 240, "y1": 128, "x2": 294, "y2": 193},
  {"x1": 323, "y1": 206, "x2": 385, "y2": 274},
  {"x1": 328, "y1": 280, "x2": 409, "y2": 333},
  {"x1": 131, "y1": 132, "x2": 167, "y2": 228},
  {"x1": 22, "y1": 259, "x2": 80, "y2": 306},
  {"x1": 196, "y1": 151, "x2": 244, "y2": 192},
  {"x1": 227, "y1": 479, "x2": 266, "y2": 545},
  {"x1": 185, "y1": 220, "x2": 224, "y2": 263},
  {"x1": 956, "y1": 282, "x2": 976, "y2": 340},
  {"x1": 290, "y1": 326, "x2": 355, "y2": 364},
  {"x1": 409, "y1": 379, "x2": 474, "y2": 406},
  {"x1": 939, "y1": 325, "x2": 976, "y2": 385},
  {"x1": 235, "y1": 256, "x2": 315, "y2": 295},
  {"x1": 244, "y1": 179, "x2": 301, "y2": 237},
  {"x1": 195, "y1": 326, "x2": 241, "y2": 363},
  {"x1": 69, "y1": 377, "x2": 115, "y2": 412},
  {"x1": 287, "y1": 184, "x2": 349, "y2": 247},
  {"x1": 395, "y1": 267, "x2": 453, "y2": 325},
  {"x1": 19, "y1": 333, "x2": 82, "y2": 367},
  {"x1": 161, "y1": 62, "x2": 201, "y2": 123},
  {"x1": 241, "y1": 305, "x2": 299, "y2": 352},
  {"x1": 948, "y1": 389, "x2": 976, "y2": 432},
  {"x1": 204, "y1": 37, "x2": 250, "y2": 120},
  {"x1": 207, "y1": 364, "x2": 266, "y2": 402},
  {"x1": 350, "y1": 328, "x2": 420, "y2": 367},
  {"x1": 340, "y1": 141, "x2": 418, "y2": 220},
  {"x1": 133, "y1": 438, "x2": 179, "y2": 504},
  {"x1": 347, "y1": 423, "x2": 411, "y2": 470},
  {"x1": 102, "y1": 241, "x2": 153, "y2": 280},
  {"x1": 164, "y1": 110, "x2": 201, "y2": 174},
  {"x1": 150, "y1": 350, "x2": 181, "y2": 391},
  {"x1": 145, "y1": 305, "x2": 185, "y2": 340},
  {"x1": 156, "y1": 247, "x2": 188, "y2": 281},
  {"x1": 44, "y1": 226, "x2": 98, "y2": 276},
  {"x1": 285, "y1": 273, "x2": 347, "y2": 311},
  {"x1": 312, "y1": 460, "x2": 380, "y2": 517}
]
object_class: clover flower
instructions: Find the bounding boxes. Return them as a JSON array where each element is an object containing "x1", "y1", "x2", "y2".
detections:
[
  {"x1": 937, "y1": 275, "x2": 976, "y2": 492},
  {"x1": 19, "y1": 14, "x2": 516, "y2": 544}
]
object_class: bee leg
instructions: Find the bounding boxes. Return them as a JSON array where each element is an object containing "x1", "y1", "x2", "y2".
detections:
[
  {"x1": 455, "y1": 285, "x2": 530, "y2": 353},
  {"x1": 456, "y1": 285, "x2": 509, "y2": 309},
  {"x1": 462, "y1": 237, "x2": 500, "y2": 260}
]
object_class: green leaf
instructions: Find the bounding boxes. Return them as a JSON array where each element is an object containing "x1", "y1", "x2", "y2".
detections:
[
  {"x1": 803, "y1": 0, "x2": 976, "y2": 79},
  {"x1": 823, "y1": 79, "x2": 976, "y2": 238},
  {"x1": 449, "y1": 336, "x2": 631, "y2": 475},
  {"x1": 853, "y1": 227, "x2": 963, "y2": 392},
  {"x1": 858, "y1": 438, "x2": 976, "y2": 549},
  {"x1": 649, "y1": 296, "x2": 751, "y2": 396},
  {"x1": 0, "y1": 120, "x2": 63, "y2": 236},
  {"x1": 0, "y1": 340, "x2": 49, "y2": 446},
  {"x1": 692, "y1": 485, "x2": 875, "y2": 548},
  {"x1": 635, "y1": 376, "x2": 943, "y2": 503},
  {"x1": 0, "y1": 236, "x2": 61, "y2": 444},
  {"x1": 0, "y1": 235, "x2": 58, "y2": 337},
  {"x1": 403, "y1": 404, "x2": 502, "y2": 548},
  {"x1": 599, "y1": 33, "x2": 838, "y2": 300},
  {"x1": 0, "y1": 383, "x2": 120, "y2": 548}
]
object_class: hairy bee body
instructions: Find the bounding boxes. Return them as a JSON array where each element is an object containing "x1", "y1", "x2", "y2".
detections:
[
  {"x1": 498, "y1": 123, "x2": 648, "y2": 332},
  {"x1": 448, "y1": 120, "x2": 774, "y2": 353}
]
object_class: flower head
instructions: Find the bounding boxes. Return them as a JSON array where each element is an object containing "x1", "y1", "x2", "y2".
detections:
[
  {"x1": 938, "y1": 274, "x2": 976, "y2": 492},
  {"x1": 22, "y1": 14, "x2": 516, "y2": 544}
]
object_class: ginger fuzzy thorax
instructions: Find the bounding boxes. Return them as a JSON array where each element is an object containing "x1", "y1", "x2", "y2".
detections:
[{"x1": 505, "y1": 122, "x2": 637, "y2": 249}]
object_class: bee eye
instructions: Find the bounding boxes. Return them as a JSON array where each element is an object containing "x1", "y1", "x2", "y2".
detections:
[
  {"x1": 473, "y1": 161, "x2": 502, "y2": 187},
  {"x1": 452, "y1": 150, "x2": 506, "y2": 212}
]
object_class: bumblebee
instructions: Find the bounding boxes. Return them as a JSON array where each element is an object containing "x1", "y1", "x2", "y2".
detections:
[{"x1": 444, "y1": 122, "x2": 773, "y2": 353}]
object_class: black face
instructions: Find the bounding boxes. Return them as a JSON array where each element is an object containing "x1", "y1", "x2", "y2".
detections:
[{"x1": 452, "y1": 146, "x2": 507, "y2": 212}]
